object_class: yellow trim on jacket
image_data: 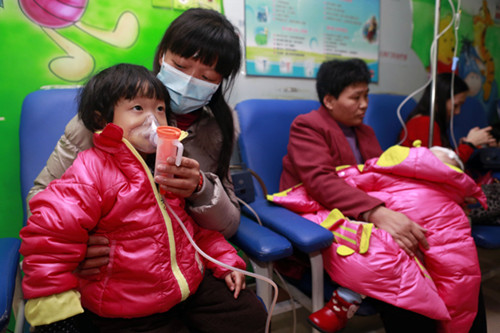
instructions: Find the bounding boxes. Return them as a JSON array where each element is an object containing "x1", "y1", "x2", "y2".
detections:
[{"x1": 25, "y1": 290, "x2": 84, "y2": 326}]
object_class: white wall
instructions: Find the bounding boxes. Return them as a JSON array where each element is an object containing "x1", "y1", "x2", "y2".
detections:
[{"x1": 223, "y1": 0, "x2": 430, "y2": 107}]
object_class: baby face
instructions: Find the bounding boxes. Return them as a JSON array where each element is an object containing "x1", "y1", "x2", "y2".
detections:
[
  {"x1": 112, "y1": 96, "x2": 168, "y2": 156},
  {"x1": 430, "y1": 147, "x2": 463, "y2": 170}
]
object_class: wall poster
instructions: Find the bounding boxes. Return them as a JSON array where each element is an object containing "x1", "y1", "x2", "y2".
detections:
[{"x1": 244, "y1": 0, "x2": 380, "y2": 81}]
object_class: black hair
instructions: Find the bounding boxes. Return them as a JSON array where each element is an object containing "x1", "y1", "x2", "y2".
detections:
[
  {"x1": 78, "y1": 63, "x2": 171, "y2": 132},
  {"x1": 490, "y1": 121, "x2": 500, "y2": 144},
  {"x1": 153, "y1": 8, "x2": 242, "y2": 181},
  {"x1": 316, "y1": 58, "x2": 371, "y2": 107},
  {"x1": 406, "y1": 72, "x2": 469, "y2": 147}
]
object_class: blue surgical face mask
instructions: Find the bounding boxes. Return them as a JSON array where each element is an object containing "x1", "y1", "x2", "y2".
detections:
[{"x1": 157, "y1": 61, "x2": 220, "y2": 115}]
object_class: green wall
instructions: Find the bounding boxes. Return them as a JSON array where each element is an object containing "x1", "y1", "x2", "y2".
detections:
[{"x1": 0, "y1": 0, "x2": 221, "y2": 239}]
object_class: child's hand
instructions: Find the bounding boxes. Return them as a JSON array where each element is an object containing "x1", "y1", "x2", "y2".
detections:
[
  {"x1": 224, "y1": 271, "x2": 246, "y2": 299},
  {"x1": 75, "y1": 235, "x2": 110, "y2": 276}
]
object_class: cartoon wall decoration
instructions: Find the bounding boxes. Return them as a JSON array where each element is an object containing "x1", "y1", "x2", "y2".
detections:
[
  {"x1": 0, "y1": 0, "x2": 223, "y2": 245},
  {"x1": 436, "y1": 15, "x2": 456, "y2": 74},
  {"x1": 18, "y1": 0, "x2": 139, "y2": 81},
  {"x1": 464, "y1": 1, "x2": 495, "y2": 100},
  {"x1": 411, "y1": 0, "x2": 500, "y2": 124},
  {"x1": 152, "y1": 0, "x2": 221, "y2": 11}
]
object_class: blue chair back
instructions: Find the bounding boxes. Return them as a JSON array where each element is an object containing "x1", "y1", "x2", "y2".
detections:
[
  {"x1": 19, "y1": 88, "x2": 80, "y2": 223},
  {"x1": 235, "y1": 99, "x2": 321, "y2": 198},
  {"x1": 236, "y1": 95, "x2": 417, "y2": 197},
  {"x1": 0, "y1": 238, "x2": 21, "y2": 331},
  {"x1": 363, "y1": 94, "x2": 416, "y2": 150}
]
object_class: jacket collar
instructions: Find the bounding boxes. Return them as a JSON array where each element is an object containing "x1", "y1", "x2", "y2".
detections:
[
  {"x1": 93, "y1": 123, "x2": 126, "y2": 154},
  {"x1": 316, "y1": 105, "x2": 382, "y2": 164}
]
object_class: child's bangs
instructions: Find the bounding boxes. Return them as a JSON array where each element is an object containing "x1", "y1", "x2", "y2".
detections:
[
  {"x1": 122, "y1": 76, "x2": 166, "y2": 102},
  {"x1": 137, "y1": 79, "x2": 167, "y2": 100}
]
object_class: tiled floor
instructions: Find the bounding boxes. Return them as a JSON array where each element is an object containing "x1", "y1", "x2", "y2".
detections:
[{"x1": 270, "y1": 247, "x2": 500, "y2": 333}]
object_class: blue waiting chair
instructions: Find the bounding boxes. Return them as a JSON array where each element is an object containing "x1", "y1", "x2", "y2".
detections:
[
  {"x1": 235, "y1": 98, "x2": 334, "y2": 326},
  {"x1": 234, "y1": 95, "x2": 420, "y2": 330},
  {"x1": 0, "y1": 238, "x2": 23, "y2": 333},
  {"x1": 363, "y1": 93, "x2": 416, "y2": 150}
]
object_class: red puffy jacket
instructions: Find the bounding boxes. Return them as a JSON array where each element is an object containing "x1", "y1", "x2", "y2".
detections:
[{"x1": 20, "y1": 124, "x2": 245, "y2": 319}]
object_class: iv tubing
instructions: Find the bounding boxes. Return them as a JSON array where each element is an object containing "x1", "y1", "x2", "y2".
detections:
[
  {"x1": 164, "y1": 199, "x2": 279, "y2": 333},
  {"x1": 237, "y1": 196, "x2": 299, "y2": 333},
  {"x1": 398, "y1": 0, "x2": 458, "y2": 145},
  {"x1": 449, "y1": 1, "x2": 462, "y2": 151},
  {"x1": 428, "y1": 0, "x2": 441, "y2": 147}
]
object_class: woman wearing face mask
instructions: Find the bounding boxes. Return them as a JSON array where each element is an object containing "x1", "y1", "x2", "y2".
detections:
[
  {"x1": 25, "y1": 9, "x2": 268, "y2": 332},
  {"x1": 28, "y1": 8, "x2": 241, "y2": 238}
]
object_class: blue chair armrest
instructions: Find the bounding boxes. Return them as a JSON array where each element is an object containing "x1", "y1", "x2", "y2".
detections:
[
  {"x1": 231, "y1": 215, "x2": 293, "y2": 262},
  {"x1": 244, "y1": 199, "x2": 334, "y2": 253},
  {"x1": 0, "y1": 238, "x2": 21, "y2": 330},
  {"x1": 472, "y1": 225, "x2": 500, "y2": 249}
]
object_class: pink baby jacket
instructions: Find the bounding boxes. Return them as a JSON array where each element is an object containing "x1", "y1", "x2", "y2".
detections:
[{"x1": 270, "y1": 146, "x2": 486, "y2": 333}]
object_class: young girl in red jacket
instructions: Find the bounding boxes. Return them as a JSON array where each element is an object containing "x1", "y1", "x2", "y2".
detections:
[{"x1": 20, "y1": 64, "x2": 266, "y2": 333}]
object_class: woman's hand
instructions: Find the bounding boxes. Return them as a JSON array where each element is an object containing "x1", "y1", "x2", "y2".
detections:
[
  {"x1": 224, "y1": 271, "x2": 246, "y2": 299},
  {"x1": 464, "y1": 126, "x2": 495, "y2": 147},
  {"x1": 155, "y1": 156, "x2": 201, "y2": 197},
  {"x1": 75, "y1": 235, "x2": 110, "y2": 276},
  {"x1": 365, "y1": 206, "x2": 429, "y2": 256}
]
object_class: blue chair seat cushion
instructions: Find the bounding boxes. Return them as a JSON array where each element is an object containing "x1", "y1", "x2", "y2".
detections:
[
  {"x1": 243, "y1": 199, "x2": 333, "y2": 253},
  {"x1": 231, "y1": 215, "x2": 293, "y2": 262},
  {"x1": 472, "y1": 225, "x2": 500, "y2": 249}
]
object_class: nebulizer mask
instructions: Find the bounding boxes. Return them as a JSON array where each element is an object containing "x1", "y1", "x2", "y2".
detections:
[
  {"x1": 129, "y1": 114, "x2": 159, "y2": 154},
  {"x1": 157, "y1": 61, "x2": 220, "y2": 114}
]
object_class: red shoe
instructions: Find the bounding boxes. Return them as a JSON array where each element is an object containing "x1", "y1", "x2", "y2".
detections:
[{"x1": 307, "y1": 291, "x2": 359, "y2": 333}]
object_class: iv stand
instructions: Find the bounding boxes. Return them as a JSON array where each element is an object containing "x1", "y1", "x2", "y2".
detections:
[{"x1": 428, "y1": 0, "x2": 441, "y2": 147}]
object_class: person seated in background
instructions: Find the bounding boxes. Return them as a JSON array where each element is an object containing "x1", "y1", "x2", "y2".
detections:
[
  {"x1": 20, "y1": 64, "x2": 266, "y2": 333},
  {"x1": 466, "y1": 120, "x2": 500, "y2": 226},
  {"x1": 279, "y1": 58, "x2": 487, "y2": 333},
  {"x1": 272, "y1": 144, "x2": 484, "y2": 333},
  {"x1": 400, "y1": 72, "x2": 495, "y2": 162}
]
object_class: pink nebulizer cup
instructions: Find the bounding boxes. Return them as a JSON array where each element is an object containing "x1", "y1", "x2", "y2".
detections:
[{"x1": 154, "y1": 126, "x2": 184, "y2": 181}]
